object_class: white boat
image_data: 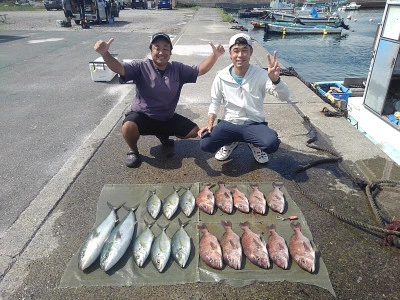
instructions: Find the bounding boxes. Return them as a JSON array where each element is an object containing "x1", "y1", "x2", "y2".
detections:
[
  {"x1": 271, "y1": 11, "x2": 340, "y2": 25},
  {"x1": 263, "y1": 21, "x2": 344, "y2": 34},
  {"x1": 338, "y1": 2, "x2": 361, "y2": 11},
  {"x1": 345, "y1": 0, "x2": 400, "y2": 164}
]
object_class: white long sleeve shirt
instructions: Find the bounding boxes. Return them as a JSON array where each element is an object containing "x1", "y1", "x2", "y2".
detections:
[{"x1": 209, "y1": 64, "x2": 290, "y2": 125}]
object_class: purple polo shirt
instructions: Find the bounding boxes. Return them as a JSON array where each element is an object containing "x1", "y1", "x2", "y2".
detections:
[{"x1": 121, "y1": 58, "x2": 199, "y2": 121}]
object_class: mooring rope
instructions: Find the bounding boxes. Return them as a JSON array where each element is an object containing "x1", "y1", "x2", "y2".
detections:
[{"x1": 291, "y1": 116, "x2": 400, "y2": 238}]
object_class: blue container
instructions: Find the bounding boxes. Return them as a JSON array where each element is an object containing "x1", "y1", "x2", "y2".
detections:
[{"x1": 314, "y1": 81, "x2": 352, "y2": 101}]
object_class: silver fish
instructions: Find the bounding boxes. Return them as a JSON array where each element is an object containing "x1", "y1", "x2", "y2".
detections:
[
  {"x1": 266, "y1": 224, "x2": 289, "y2": 269},
  {"x1": 220, "y1": 220, "x2": 242, "y2": 270},
  {"x1": 179, "y1": 186, "x2": 196, "y2": 217},
  {"x1": 133, "y1": 220, "x2": 155, "y2": 267},
  {"x1": 147, "y1": 189, "x2": 162, "y2": 219},
  {"x1": 78, "y1": 202, "x2": 124, "y2": 271},
  {"x1": 162, "y1": 187, "x2": 180, "y2": 220},
  {"x1": 266, "y1": 184, "x2": 285, "y2": 214},
  {"x1": 289, "y1": 222, "x2": 315, "y2": 273},
  {"x1": 151, "y1": 224, "x2": 171, "y2": 272},
  {"x1": 171, "y1": 219, "x2": 191, "y2": 268},
  {"x1": 100, "y1": 204, "x2": 139, "y2": 272}
]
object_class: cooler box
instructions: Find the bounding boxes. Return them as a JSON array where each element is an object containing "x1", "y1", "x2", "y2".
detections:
[{"x1": 89, "y1": 54, "x2": 118, "y2": 82}]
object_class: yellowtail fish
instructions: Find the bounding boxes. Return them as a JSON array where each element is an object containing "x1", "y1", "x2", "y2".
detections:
[
  {"x1": 151, "y1": 223, "x2": 171, "y2": 272},
  {"x1": 171, "y1": 219, "x2": 191, "y2": 268},
  {"x1": 100, "y1": 204, "x2": 139, "y2": 272},
  {"x1": 78, "y1": 202, "x2": 124, "y2": 271},
  {"x1": 147, "y1": 189, "x2": 162, "y2": 220},
  {"x1": 162, "y1": 187, "x2": 180, "y2": 220},
  {"x1": 179, "y1": 186, "x2": 195, "y2": 217},
  {"x1": 133, "y1": 220, "x2": 155, "y2": 267}
]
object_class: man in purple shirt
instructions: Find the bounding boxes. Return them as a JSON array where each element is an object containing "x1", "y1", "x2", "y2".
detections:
[{"x1": 94, "y1": 33, "x2": 225, "y2": 167}]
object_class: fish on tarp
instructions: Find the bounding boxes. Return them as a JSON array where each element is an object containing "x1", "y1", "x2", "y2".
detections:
[
  {"x1": 78, "y1": 202, "x2": 124, "y2": 271},
  {"x1": 249, "y1": 184, "x2": 267, "y2": 215},
  {"x1": 214, "y1": 181, "x2": 233, "y2": 214},
  {"x1": 239, "y1": 221, "x2": 270, "y2": 269},
  {"x1": 198, "y1": 223, "x2": 223, "y2": 269},
  {"x1": 133, "y1": 220, "x2": 155, "y2": 267},
  {"x1": 100, "y1": 204, "x2": 139, "y2": 272},
  {"x1": 179, "y1": 186, "x2": 196, "y2": 217},
  {"x1": 162, "y1": 187, "x2": 180, "y2": 220},
  {"x1": 289, "y1": 222, "x2": 316, "y2": 273},
  {"x1": 231, "y1": 185, "x2": 249, "y2": 213},
  {"x1": 220, "y1": 220, "x2": 242, "y2": 269},
  {"x1": 266, "y1": 224, "x2": 289, "y2": 269},
  {"x1": 195, "y1": 184, "x2": 215, "y2": 215},
  {"x1": 147, "y1": 189, "x2": 161, "y2": 220},
  {"x1": 151, "y1": 223, "x2": 171, "y2": 272},
  {"x1": 171, "y1": 219, "x2": 191, "y2": 268},
  {"x1": 266, "y1": 184, "x2": 285, "y2": 213}
]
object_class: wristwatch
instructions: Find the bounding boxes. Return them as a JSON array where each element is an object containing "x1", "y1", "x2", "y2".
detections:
[{"x1": 272, "y1": 77, "x2": 281, "y2": 85}]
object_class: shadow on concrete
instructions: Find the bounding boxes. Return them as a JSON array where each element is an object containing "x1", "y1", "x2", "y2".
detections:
[{"x1": 0, "y1": 35, "x2": 26, "y2": 44}]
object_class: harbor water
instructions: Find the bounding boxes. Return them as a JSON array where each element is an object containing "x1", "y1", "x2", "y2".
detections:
[{"x1": 237, "y1": 8, "x2": 385, "y2": 83}]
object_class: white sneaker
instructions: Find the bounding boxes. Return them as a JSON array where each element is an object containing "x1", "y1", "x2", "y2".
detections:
[
  {"x1": 248, "y1": 143, "x2": 269, "y2": 163},
  {"x1": 215, "y1": 142, "x2": 239, "y2": 161}
]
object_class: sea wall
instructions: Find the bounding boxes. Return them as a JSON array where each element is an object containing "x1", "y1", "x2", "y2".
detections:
[{"x1": 177, "y1": 0, "x2": 386, "y2": 9}]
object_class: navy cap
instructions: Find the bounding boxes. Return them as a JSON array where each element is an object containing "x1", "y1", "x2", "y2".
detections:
[{"x1": 150, "y1": 32, "x2": 173, "y2": 50}]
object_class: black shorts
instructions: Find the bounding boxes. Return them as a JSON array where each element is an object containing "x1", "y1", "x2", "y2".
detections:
[{"x1": 123, "y1": 111, "x2": 197, "y2": 137}]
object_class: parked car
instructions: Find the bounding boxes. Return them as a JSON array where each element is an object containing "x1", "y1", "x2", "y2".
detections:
[
  {"x1": 157, "y1": 0, "x2": 171, "y2": 9},
  {"x1": 131, "y1": 0, "x2": 146, "y2": 9},
  {"x1": 123, "y1": 0, "x2": 132, "y2": 8},
  {"x1": 44, "y1": 0, "x2": 63, "y2": 10}
]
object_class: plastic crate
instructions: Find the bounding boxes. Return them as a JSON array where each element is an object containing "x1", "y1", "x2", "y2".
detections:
[
  {"x1": 315, "y1": 82, "x2": 352, "y2": 101},
  {"x1": 89, "y1": 54, "x2": 118, "y2": 82}
]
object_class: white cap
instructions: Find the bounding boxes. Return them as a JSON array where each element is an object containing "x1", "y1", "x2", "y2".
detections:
[{"x1": 228, "y1": 33, "x2": 252, "y2": 49}]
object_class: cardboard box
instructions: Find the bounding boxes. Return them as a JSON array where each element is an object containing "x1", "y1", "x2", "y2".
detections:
[{"x1": 89, "y1": 54, "x2": 118, "y2": 82}]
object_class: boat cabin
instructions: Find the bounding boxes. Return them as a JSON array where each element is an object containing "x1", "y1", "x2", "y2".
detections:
[
  {"x1": 364, "y1": 0, "x2": 400, "y2": 119},
  {"x1": 269, "y1": 0, "x2": 294, "y2": 10},
  {"x1": 347, "y1": 0, "x2": 400, "y2": 163}
]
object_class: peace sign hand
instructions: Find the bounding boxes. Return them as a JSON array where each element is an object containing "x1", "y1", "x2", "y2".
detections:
[{"x1": 267, "y1": 51, "x2": 280, "y2": 83}]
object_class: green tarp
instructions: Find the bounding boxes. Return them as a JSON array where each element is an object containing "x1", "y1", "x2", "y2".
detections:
[{"x1": 60, "y1": 183, "x2": 335, "y2": 297}]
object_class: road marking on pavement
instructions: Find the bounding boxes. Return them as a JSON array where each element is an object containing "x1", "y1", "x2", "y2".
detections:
[{"x1": 28, "y1": 38, "x2": 64, "y2": 44}]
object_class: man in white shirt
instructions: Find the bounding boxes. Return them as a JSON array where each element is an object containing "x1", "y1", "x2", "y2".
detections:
[{"x1": 198, "y1": 33, "x2": 290, "y2": 164}]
